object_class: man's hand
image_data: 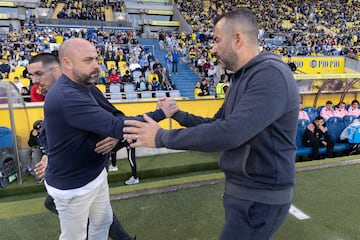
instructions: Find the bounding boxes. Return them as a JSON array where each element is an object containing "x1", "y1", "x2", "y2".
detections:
[
  {"x1": 157, "y1": 97, "x2": 179, "y2": 118},
  {"x1": 123, "y1": 114, "x2": 160, "y2": 148},
  {"x1": 95, "y1": 137, "x2": 120, "y2": 155},
  {"x1": 34, "y1": 155, "x2": 48, "y2": 179}
]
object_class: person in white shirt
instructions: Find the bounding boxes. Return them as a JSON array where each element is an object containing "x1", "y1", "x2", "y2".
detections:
[
  {"x1": 13, "y1": 76, "x2": 24, "y2": 91},
  {"x1": 17, "y1": 55, "x2": 29, "y2": 67}
]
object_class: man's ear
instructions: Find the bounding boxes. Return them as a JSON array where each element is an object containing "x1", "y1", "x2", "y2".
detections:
[{"x1": 61, "y1": 57, "x2": 72, "y2": 70}]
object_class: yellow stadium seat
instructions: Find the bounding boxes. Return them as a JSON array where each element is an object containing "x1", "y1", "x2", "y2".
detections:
[
  {"x1": 96, "y1": 84, "x2": 106, "y2": 93},
  {"x1": 15, "y1": 66, "x2": 25, "y2": 76},
  {"x1": 118, "y1": 61, "x2": 127, "y2": 70},
  {"x1": 106, "y1": 61, "x2": 117, "y2": 70},
  {"x1": 19, "y1": 78, "x2": 30, "y2": 88},
  {"x1": 8, "y1": 72, "x2": 21, "y2": 81},
  {"x1": 55, "y1": 35, "x2": 63, "y2": 44}
]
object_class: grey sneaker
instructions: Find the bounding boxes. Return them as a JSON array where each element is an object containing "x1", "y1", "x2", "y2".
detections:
[{"x1": 125, "y1": 176, "x2": 140, "y2": 185}]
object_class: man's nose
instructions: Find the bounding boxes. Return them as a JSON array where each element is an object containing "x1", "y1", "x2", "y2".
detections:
[{"x1": 31, "y1": 77, "x2": 40, "y2": 84}]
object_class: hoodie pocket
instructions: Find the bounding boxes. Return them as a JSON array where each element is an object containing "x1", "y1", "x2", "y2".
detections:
[{"x1": 240, "y1": 144, "x2": 255, "y2": 179}]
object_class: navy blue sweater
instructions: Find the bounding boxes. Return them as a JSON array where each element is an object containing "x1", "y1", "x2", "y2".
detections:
[{"x1": 44, "y1": 74, "x2": 165, "y2": 190}]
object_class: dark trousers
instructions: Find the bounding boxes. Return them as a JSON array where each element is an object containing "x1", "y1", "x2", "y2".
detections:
[
  {"x1": 219, "y1": 194, "x2": 290, "y2": 240},
  {"x1": 44, "y1": 194, "x2": 132, "y2": 240},
  {"x1": 304, "y1": 139, "x2": 334, "y2": 160},
  {"x1": 110, "y1": 146, "x2": 137, "y2": 178}
]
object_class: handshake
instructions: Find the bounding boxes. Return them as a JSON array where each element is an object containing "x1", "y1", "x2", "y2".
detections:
[
  {"x1": 123, "y1": 97, "x2": 180, "y2": 148},
  {"x1": 156, "y1": 97, "x2": 179, "y2": 118}
]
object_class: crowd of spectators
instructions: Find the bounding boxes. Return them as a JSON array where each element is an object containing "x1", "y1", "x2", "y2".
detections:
[
  {"x1": 176, "y1": 0, "x2": 360, "y2": 59},
  {"x1": 0, "y1": 23, "x2": 179, "y2": 102},
  {"x1": 2, "y1": 0, "x2": 360, "y2": 102},
  {"x1": 42, "y1": 0, "x2": 126, "y2": 20}
]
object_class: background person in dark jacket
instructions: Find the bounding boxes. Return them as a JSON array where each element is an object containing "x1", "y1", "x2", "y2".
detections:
[
  {"x1": 123, "y1": 9, "x2": 299, "y2": 240},
  {"x1": 302, "y1": 116, "x2": 334, "y2": 160}
]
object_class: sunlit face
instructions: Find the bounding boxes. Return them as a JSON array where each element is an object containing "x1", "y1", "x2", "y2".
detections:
[
  {"x1": 27, "y1": 62, "x2": 57, "y2": 92},
  {"x1": 211, "y1": 18, "x2": 237, "y2": 71},
  {"x1": 67, "y1": 43, "x2": 99, "y2": 85}
]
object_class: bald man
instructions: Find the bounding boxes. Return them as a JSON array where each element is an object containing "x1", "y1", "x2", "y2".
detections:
[
  {"x1": 30, "y1": 53, "x2": 135, "y2": 240},
  {"x1": 43, "y1": 38, "x2": 170, "y2": 240}
]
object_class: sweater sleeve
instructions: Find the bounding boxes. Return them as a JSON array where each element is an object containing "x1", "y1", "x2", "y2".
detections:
[{"x1": 155, "y1": 66, "x2": 295, "y2": 152}]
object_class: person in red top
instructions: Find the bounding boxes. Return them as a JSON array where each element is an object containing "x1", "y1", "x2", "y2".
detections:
[
  {"x1": 30, "y1": 84, "x2": 45, "y2": 102},
  {"x1": 108, "y1": 69, "x2": 121, "y2": 85}
]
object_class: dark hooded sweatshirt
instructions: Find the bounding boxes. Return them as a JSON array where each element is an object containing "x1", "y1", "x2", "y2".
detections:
[{"x1": 155, "y1": 52, "x2": 299, "y2": 204}]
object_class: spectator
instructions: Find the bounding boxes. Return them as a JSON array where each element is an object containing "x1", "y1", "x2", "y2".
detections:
[
  {"x1": 298, "y1": 102, "x2": 310, "y2": 121},
  {"x1": 147, "y1": 51, "x2": 156, "y2": 68},
  {"x1": 17, "y1": 55, "x2": 29, "y2": 67},
  {"x1": 161, "y1": 78, "x2": 176, "y2": 91},
  {"x1": 200, "y1": 78, "x2": 210, "y2": 96},
  {"x1": 320, "y1": 100, "x2": 335, "y2": 121},
  {"x1": 147, "y1": 68, "x2": 159, "y2": 83},
  {"x1": 136, "y1": 75, "x2": 149, "y2": 91},
  {"x1": 129, "y1": 58, "x2": 141, "y2": 72},
  {"x1": 157, "y1": 66, "x2": 169, "y2": 83},
  {"x1": 0, "y1": 59, "x2": 11, "y2": 75},
  {"x1": 334, "y1": 101, "x2": 348, "y2": 118},
  {"x1": 193, "y1": 81, "x2": 203, "y2": 99},
  {"x1": 109, "y1": 69, "x2": 121, "y2": 85},
  {"x1": 13, "y1": 76, "x2": 24, "y2": 91},
  {"x1": 21, "y1": 86, "x2": 31, "y2": 102},
  {"x1": 138, "y1": 53, "x2": 149, "y2": 75},
  {"x1": 287, "y1": 56, "x2": 297, "y2": 72},
  {"x1": 152, "y1": 59, "x2": 163, "y2": 72},
  {"x1": 347, "y1": 100, "x2": 360, "y2": 117},
  {"x1": 151, "y1": 77, "x2": 161, "y2": 91},
  {"x1": 302, "y1": 116, "x2": 334, "y2": 160},
  {"x1": 97, "y1": 59, "x2": 107, "y2": 84},
  {"x1": 207, "y1": 64, "x2": 217, "y2": 83},
  {"x1": 164, "y1": 50, "x2": 173, "y2": 76},
  {"x1": 122, "y1": 70, "x2": 134, "y2": 84},
  {"x1": 30, "y1": 85, "x2": 45, "y2": 102}
]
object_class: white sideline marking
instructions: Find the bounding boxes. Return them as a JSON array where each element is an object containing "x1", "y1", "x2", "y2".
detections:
[{"x1": 289, "y1": 204, "x2": 310, "y2": 220}]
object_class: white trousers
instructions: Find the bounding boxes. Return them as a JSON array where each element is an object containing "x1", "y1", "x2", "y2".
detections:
[{"x1": 53, "y1": 176, "x2": 113, "y2": 240}]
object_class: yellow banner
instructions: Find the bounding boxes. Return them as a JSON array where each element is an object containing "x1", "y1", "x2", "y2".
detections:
[
  {"x1": 0, "y1": 14, "x2": 8, "y2": 19},
  {"x1": 148, "y1": 9, "x2": 173, "y2": 15},
  {"x1": 0, "y1": 1, "x2": 14, "y2": 7},
  {"x1": 151, "y1": 20, "x2": 180, "y2": 26},
  {"x1": 283, "y1": 57, "x2": 345, "y2": 74},
  {"x1": 294, "y1": 73, "x2": 360, "y2": 80}
]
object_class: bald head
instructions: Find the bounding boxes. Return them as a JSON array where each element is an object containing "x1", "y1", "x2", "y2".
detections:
[{"x1": 59, "y1": 38, "x2": 100, "y2": 86}]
